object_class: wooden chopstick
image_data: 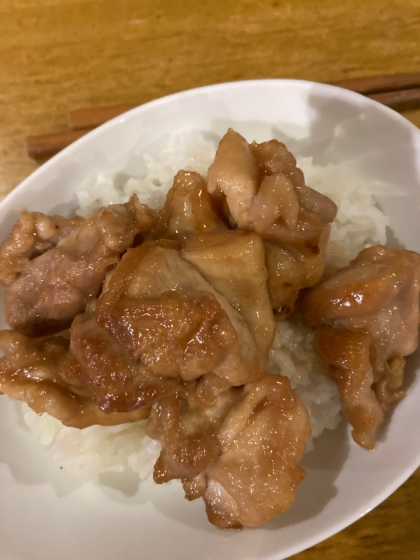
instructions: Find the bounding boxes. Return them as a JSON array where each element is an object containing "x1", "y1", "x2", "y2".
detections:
[
  {"x1": 26, "y1": 129, "x2": 89, "y2": 159},
  {"x1": 66, "y1": 73, "x2": 420, "y2": 132},
  {"x1": 331, "y1": 72, "x2": 420, "y2": 94},
  {"x1": 369, "y1": 87, "x2": 420, "y2": 110},
  {"x1": 68, "y1": 104, "x2": 134, "y2": 130},
  {"x1": 26, "y1": 72, "x2": 420, "y2": 160}
]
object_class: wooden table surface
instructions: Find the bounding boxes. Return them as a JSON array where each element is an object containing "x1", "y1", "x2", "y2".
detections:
[{"x1": 1, "y1": 0, "x2": 420, "y2": 558}]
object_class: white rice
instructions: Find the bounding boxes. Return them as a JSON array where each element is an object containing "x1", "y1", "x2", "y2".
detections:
[
  {"x1": 76, "y1": 131, "x2": 217, "y2": 215},
  {"x1": 266, "y1": 316, "x2": 342, "y2": 453},
  {"x1": 298, "y1": 157, "x2": 388, "y2": 270},
  {"x1": 22, "y1": 132, "x2": 388, "y2": 481}
]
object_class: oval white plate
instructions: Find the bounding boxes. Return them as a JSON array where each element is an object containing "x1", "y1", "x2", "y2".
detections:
[{"x1": 1, "y1": 80, "x2": 420, "y2": 560}]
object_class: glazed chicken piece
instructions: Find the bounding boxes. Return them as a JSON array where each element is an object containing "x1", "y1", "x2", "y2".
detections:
[
  {"x1": 264, "y1": 242, "x2": 309, "y2": 318},
  {"x1": 146, "y1": 374, "x2": 241, "y2": 486},
  {"x1": 300, "y1": 245, "x2": 420, "y2": 449},
  {"x1": 208, "y1": 129, "x2": 337, "y2": 233},
  {"x1": 96, "y1": 240, "x2": 268, "y2": 385},
  {"x1": 0, "y1": 211, "x2": 85, "y2": 285},
  {"x1": 149, "y1": 170, "x2": 227, "y2": 241},
  {"x1": 207, "y1": 129, "x2": 337, "y2": 318},
  {"x1": 207, "y1": 130, "x2": 259, "y2": 228},
  {"x1": 182, "y1": 229, "x2": 275, "y2": 358},
  {"x1": 204, "y1": 374, "x2": 311, "y2": 528},
  {"x1": 250, "y1": 139, "x2": 337, "y2": 223},
  {"x1": 4, "y1": 196, "x2": 154, "y2": 336},
  {"x1": 0, "y1": 329, "x2": 150, "y2": 428},
  {"x1": 70, "y1": 311, "x2": 179, "y2": 413},
  {"x1": 146, "y1": 373, "x2": 311, "y2": 528}
]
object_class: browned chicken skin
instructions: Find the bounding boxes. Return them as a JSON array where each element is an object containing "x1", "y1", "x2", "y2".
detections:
[
  {"x1": 300, "y1": 245, "x2": 420, "y2": 449},
  {"x1": 204, "y1": 374, "x2": 310, "y2": 528},
  {"x1": 70, "y1": 311, "x2": 178, "y2": 413},
  {"x1": 250, "y1": 139, "x2": 337, "y2": 223},
  {"x1": 96, "y1": 240, "x2": 269, "y2": 386},
  {"x1": 147, "y1": 373, "x2": 311, "y2": 528},
  {"x1": 208, "y1": 129, "x2": 337, "y2": 318},
  {"x1": 0, "y1": 211, "x2": 85, "y2": 286},
  {"x1": 3, "y1": 196, "x2": 153, "y2": 336},
  {"x1": 0, "y1": 328, "x2": 149, "y2": 428},
  {"x1": 146, "y1": 375, "x2": 241, "y2": 486},
  {"x1": 149, "y1": 170, "x2": 228, "y2": 241},
  {"x1": 182, "y1": 229, "x2": 275, "y2": 359}
]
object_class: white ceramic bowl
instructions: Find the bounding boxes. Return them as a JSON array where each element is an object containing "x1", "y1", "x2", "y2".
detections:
[{"x1": 1, "y1": 80, "x2": 420, "y2": 560}]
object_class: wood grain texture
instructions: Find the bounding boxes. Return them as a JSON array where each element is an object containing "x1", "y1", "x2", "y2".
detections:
[{"x1": 0, "y1": 1, "x2": 419, "y2": 558}]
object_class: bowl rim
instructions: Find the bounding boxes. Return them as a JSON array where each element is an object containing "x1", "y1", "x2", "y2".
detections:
[{"x1": 8, "y1": 78, "x2": 419, "y2": 208}]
